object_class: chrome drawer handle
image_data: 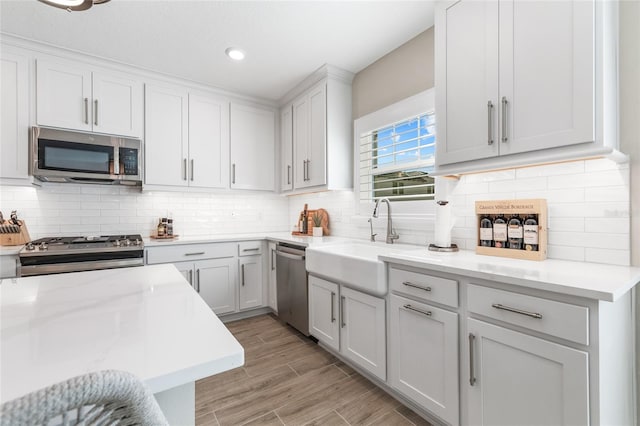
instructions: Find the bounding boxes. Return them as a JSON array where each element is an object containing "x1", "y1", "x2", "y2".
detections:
[
  {"x1": 403, "y1": 304, "x2": 432, "y2": 317},
  {"x1": 184, "y1": 252, "x2": 205, "y2": 256},
  {"x1": 402, "y1": 281, "x2": 431, "y2": 292},
  {"x1": 242, "y1": 248, "x2": 260, "y2": 252},
  {"x1": 492, "y1": 303, "x2": 542, "y2": 319}
]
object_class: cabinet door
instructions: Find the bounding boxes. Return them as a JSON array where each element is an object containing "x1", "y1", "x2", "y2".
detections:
[
  {"x1": 239, "y1": 255, "x2": 264, "y2": 310},
  {"x1": 189, "y1": 93, "x2": 229, "y2": 188},
  {"x1": 435, "y1": 0, "x2": 499, "y2": 166},
  {"x1": 499, "y1": 0, "x2": 594, "y2": 155},
  {"x1": 268, "y1": 242, "x2": 277, "y2": 312},
  {"x1": 280, "y1": 105, "x2": 293, "y2": 191},
  {"x1": 36, "y1": 59, "x2": 92, "y2": 132},
  {"x1": 144, "y1": 84, "x2": 189, "y2": 187},
  {"x1": 1, "y1": 51, "x2": 29, "y2": 180},
  {"x1": 91, "y1": 72, "x2": 143, "y2": 137},
  {"x1": 308, "y1": 276, "x2": 339, "y2": 351},
  {"x1": 229, "y1": 103, "x2": 275, "y2": 191},
  {"x1": 292, "y1": 95, "x2": 308, "y2": 189},
  {"x1": 195, "y1": 258, "x2": 237, "y2": 315},
  {"x1": 340, "y1": 287, "x2": 386, "y2": 380},
  {"x1": 173, "y1": 261, "x2": 194, "y2": 287},
  {"x1": 467, "y1": 318, "x2": 589, "y2": 426},
  {"x1": 306, "y1": 82, "x2": 327, "y2": 187},
  {"x1": 389, "y1": 294, "x2": 459, "y2": 425}
]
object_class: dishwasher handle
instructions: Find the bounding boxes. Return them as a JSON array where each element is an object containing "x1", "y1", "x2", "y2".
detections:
[{"x1": 275, "y1": 250, "x2": 305, "y2": 261}]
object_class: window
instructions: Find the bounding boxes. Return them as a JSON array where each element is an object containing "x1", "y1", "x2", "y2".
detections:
[
  {"x1": 355, "y1": 89, "x2": 436, "y2": 216},
  {"x1": 360, "y1": 112, "x2": 436, "y2": 202}
]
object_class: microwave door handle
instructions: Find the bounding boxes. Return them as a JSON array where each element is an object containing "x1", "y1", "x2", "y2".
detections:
[{"x1": 113, "y1": 146, "x2": 120, "y2": 175}]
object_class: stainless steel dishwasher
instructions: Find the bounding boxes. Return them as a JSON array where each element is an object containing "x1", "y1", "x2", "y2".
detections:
[{"x1": 275, "y1": 243, "x2": 309, "y2": 336}]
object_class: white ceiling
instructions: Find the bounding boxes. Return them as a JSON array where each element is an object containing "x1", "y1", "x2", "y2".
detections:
[{"x1": 0, "y1": 0, "x2": 435, "y2": 102}]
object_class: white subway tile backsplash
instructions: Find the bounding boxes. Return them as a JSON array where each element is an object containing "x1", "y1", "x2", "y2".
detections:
[
  {"x1": 488, "y1": 176, "x2": 548, "y2": 193},
  {"x1": 585, "y1": 217, "x2": 630, "y2": 234},
  {"x1": 547, "y1": 245, "x2": 585, "y2": 262},
  {"x1": 585, "y1": 248, "x2": 630, "y2": 266},
  {"x1": 584, "y1": 186, "x2": 630, "y2": 202},
  {"x1": 548, "y1": 231, "x2": 629, "y2": 250},
  {"x1": 515, "y1": 161, "x2": 585, "y2": 178}
]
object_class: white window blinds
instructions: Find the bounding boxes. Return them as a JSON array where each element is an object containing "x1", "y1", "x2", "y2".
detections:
[{"x1": 359, "y1": 112, "x2": 436, "y2": 202}]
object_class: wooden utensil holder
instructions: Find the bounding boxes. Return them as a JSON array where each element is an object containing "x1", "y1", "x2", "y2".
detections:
[
  {"x1": 0, "y1": 220, "x2": 31, "y2": 246},
  {"x1": 475, "y1": 199, "x2": 547, "y2": 261}
]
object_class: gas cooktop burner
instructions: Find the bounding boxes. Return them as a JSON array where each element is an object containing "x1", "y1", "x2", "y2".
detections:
[{"x1": 21, "y1": 234, "x2": 144, "y2": 255}]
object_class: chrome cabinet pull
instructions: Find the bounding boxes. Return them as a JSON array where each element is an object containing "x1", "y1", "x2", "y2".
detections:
[
  {"x1": 196, "y1": 269, "x2": 200, "y2": 292},
  {"x1": 403, "y1": 304, "x2": 432, "y2": 317},
  {"x1": 84, "y1": 98, "x2": 89, "y2": 124},
  {"x1": 492, "y1": 303, "x2": 542, "y2": 319},
  {"x1": 340, "y1": 295, "x2": 346, "y2": 328},
  {"x1": 302, "y1": 160, "x2": 306, "y2": 181},
  {"x1": 232, "y1": 164, "x2": 236, "y2": 184},
  {"x1": 241, "y1": 264, "x2": 245, "y2": 286},
  {"x1": 271, "y1": 248, "x2": 275, "y2": 270},
  {"x1": 184, "y1": 252, "x2": 205, "y2": 256},
  {"x1": 469, "y1": 333, "x2": 476, "y2": 386},
  {"x1": 287, "y1": 165, "x2": 291, "y2": 185},
  {"x1": 188, "y1": 270, "x2": 193, "y2": 286},
  {"x1": 501, "y1": 96, "x2": 508, "y2": 143},
  {"x1": 306, "y1": 159, "x2": 311, "y2": 181},
  {"x1": 94, "y1": 99, "x2": 99, "y2": 126},
  {"x1": 402, "y1": 281, "x2": 431, "y2": 292},
  {"x1": 190, "y1": 159, "x2": 194, "y2": 181},
  {"x1": 487, "y1": 100, "x2": 493, "y2": 145},
  {"x1": 242, "y1": 247, "x2": 260, "y2": 252},
  {"x1": 330, "y1": 291, "x2": 336, "y2": 323},
  {"x1": 182, "y1": 158, "x2": 187, "y2": 180}
]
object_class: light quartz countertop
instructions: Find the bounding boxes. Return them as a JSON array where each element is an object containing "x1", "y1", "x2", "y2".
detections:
[
  {"x1": 0, "y1": 264, "x2": 244, "y2": 404},
  {"x1": 143, "y1": 232, "x2": 352, "y2": 248},
  {"x1": 380, "y1": 249, "x2": 640, "y2": 302}
]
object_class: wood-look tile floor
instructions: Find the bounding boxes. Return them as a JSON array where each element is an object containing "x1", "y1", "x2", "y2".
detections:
[{"x1": 195, "y1": 314, "x2": 432, "y2": 426}]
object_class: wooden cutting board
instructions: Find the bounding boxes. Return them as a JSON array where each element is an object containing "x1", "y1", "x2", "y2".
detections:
[{"x1": 292, "y1": 208, "x2": 330, "y2": 236}]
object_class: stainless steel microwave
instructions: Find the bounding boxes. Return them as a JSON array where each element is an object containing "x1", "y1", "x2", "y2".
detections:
[{"x1": 30, "y1": 127, "x2": 142, "y2": 185}]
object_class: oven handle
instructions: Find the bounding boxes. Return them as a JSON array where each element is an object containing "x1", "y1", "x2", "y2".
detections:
[{"x1": 18, "y1": 258, "x2": 144, "y2": 277}]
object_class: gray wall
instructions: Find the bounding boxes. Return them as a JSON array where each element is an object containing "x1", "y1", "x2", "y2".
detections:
[{"x1": 352, "y1": 27, "x2": 434, "y2": 119}]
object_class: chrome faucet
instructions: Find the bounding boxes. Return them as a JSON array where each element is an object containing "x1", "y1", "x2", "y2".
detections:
[
  {"x1": 368, "y1": 218, "x2": 377, "y2": 242},
  {"x1": 373, "y1": 198, "x2": 399, "y2": 244}
]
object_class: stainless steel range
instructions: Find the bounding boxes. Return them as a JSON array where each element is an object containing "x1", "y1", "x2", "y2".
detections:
[{"x1": 18, "y1": 235, "x2": 144, "y2": 277}]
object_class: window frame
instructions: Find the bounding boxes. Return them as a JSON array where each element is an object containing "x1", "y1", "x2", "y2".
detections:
[{"x1": 353, "y1": 88, "x2": 437, "y2": 218}]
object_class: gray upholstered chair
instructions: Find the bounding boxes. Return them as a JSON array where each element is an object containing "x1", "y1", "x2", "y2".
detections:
[{"x1": 0, "y1": 370, "x2": 169, "y2": 426}]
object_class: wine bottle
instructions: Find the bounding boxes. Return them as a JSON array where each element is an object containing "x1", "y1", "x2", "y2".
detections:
[
  {"x1": 302, "y1": 204, "x2": 309, "y2": 234},
  {"x1": 493, "y1": 214, "x2": 507, "y2": 248},
  {"x1": 523, "y1": 214, "x2": 539, "y2": 251},
  {"x1": 507, "y1": 214, "x2": 524, "y2": 250},
  {"x1": 479, "y1": 214, "x2": 493, "y2": 247}
]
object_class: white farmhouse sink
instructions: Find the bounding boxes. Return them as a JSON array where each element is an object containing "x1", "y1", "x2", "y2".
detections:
[{"x1": 306, "y1": 241, "x2": 419, "y2": 296}]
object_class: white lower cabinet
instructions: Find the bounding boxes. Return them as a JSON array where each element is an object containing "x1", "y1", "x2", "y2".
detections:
[
  {"x1": 309, "y1": 276, "x2": 340, "y2": 351},
  {"x1": 340, "y1": 286, "x2": 386, "y2": 380},
  {"x1": 308, "y1": 275, "x2": 386, "y2": 380},
  {"x1": 239, "y1": 255, "x2": 263, "y2": 311},
  {"x1": 389, "y1": 294, "x2": 459, "y2": 425},
  {"x1": 467, "y1": 318, "x2": 589, "y2": 426},
  {"x1": 174, "y1": 258, "x2": 237, "y2": 315}
]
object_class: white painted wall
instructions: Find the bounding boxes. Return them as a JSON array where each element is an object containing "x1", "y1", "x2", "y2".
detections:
[{"x1": 0, "y1": 184, "x2": 289, "y2": 239}]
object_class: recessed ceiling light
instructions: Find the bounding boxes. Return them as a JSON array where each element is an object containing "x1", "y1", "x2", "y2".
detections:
[{"x1": 225, "y1": 47, "x2": 245, "y2": 61}]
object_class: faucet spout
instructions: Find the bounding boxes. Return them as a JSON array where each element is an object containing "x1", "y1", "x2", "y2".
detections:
[{"x1": 372, "y1": 198, "x2": 399, "y2": 244}]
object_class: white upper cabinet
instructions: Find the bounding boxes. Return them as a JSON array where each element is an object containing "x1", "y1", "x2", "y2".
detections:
[
  {"x1": 435, "y1": 0, "x2": 619, "y2": 173},
  {"x1": 230, "y1": 103, "x2": 276, "y2": 191},
  {"x1": 279, "y1": 65, "x2": 353, "y2": 193},
  {"x1": 145, "y1": 85, "x2": 230, "y2": 189},
  {"x1": 36, "y1": 59, "x2": 142, "y2": 137},
  {"x1": 1, "y1": 50, "x2": 30, "y2": 181},
  {"x1": 145, "y1": 84, "x2": 189, "y2": 187},
  {"x1": 294, "y1": 82, "x2": 327, "y2": 189},
  {"x1": 280, "y1": 105, "x2": 293, "y2": 191},
  {"x1": 188, "y1": 93, "x2": 229, "y2": 189}
]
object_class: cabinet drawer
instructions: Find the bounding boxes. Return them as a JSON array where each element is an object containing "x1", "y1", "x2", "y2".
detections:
[
  {"x1": 389, "y1": 267, "x2": 458, "y2": 308},
  {"x1": 146, "y1": 243, "x2": 236, "y2": 264},
  {"x1": 238, "y1": 241, "x2": 262, "y2": 256},
  {"x1": 467, "y1": 284, "x2": 589, "y2": 345}
]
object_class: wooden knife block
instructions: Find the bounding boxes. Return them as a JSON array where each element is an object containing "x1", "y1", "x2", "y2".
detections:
[{"x1": 0, "y1": 220, "x2": 31, "y2": 246}]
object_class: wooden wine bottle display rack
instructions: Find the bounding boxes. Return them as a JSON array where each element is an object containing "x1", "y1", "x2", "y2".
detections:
[{"x1": 475, "y1": 199, "x2": 547, "y2": 261}]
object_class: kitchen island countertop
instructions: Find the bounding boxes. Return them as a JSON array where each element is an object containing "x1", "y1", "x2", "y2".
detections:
[{"x1": 0, "y1": 264, "x2": 244, "y2": 405}]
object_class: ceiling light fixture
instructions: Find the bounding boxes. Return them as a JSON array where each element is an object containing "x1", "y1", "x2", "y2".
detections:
[
  {"x1": 225, "y1": 47, "x2": 246, "y2": 61},
  {"x1": 37, "y1": 0, "x2": 110, "y2": 12}
]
